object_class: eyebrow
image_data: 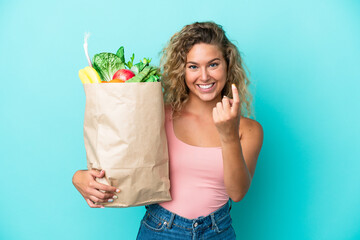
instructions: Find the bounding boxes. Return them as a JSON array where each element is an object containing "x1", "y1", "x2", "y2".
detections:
[{"x1": 186, "y1": 58, "x2": 221, "y2": 64}]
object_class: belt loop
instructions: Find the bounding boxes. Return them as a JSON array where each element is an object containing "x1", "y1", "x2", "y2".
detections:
[
  {"x1": 167, "y1": 213, "x2": 175, "y2": 229},
  {"x1": 210, "y1": 213, "x2": 219, "y2": 231}
]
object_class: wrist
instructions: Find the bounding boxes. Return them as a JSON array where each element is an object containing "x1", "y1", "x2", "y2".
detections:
[{"x1": 220, "y1": 133, "x2": 240, "y2": 144}]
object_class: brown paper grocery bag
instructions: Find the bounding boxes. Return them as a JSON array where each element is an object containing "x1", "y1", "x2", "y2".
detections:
[{"x1": 83, "y1": 82, "x2": 171, "y2": 207}]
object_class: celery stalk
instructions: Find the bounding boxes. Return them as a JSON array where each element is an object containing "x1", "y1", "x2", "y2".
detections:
[{"x1": 84, "y1": 32, "x2": 93, "y2": 67}]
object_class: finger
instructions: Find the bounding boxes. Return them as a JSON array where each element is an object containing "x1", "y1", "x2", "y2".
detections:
[
  {"x1": 88, "y1": 195, "x2": 112, "y2": 205},
  {"x1": 90, "y1": 180, "x2": 120, "y2": 193},
  {"x1": 231, "y1": 84, "x2": 240, "y2": 115},
  {"x1": 86, "y1": 198, "x2": 104, "y2": 208},
  {"x1": 88, "y1": 187, "x2": 116, "y2": 202},
  {"x1": 89, "y1": 170, "x2": 120, "y2": 193},
  {"x1": 222, "y1": 96, "x2": 231, "y2": 112},
  {"x1": 89, "y1": 169, "x2": 105, "y2": 178},
  {"x1": 216, "y1": 101, "x2": 224, "y2": 118}
]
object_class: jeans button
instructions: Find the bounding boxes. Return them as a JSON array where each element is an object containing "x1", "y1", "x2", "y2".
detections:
[{"x1": 194, "y1": 222, "x2": 198, "y2": 227}]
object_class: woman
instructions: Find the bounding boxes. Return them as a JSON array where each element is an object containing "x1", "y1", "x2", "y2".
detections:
[{"x1": 73, "y1": 21, "x2": 263, "y2": 239}]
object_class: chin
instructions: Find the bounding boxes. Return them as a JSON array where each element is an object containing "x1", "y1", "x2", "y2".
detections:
[{"x1": 197, "y1": 94, "x2": 219, "y2": 102}]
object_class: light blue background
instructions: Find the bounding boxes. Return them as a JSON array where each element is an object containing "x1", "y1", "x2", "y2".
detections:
[{"x1": 1, "y1": 0, "x2": 359, "y2": 239}]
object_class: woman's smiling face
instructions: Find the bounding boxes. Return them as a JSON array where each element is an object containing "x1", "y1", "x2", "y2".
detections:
[{"x1": 185, "y1": 43, "x2": 227, "y2": 103}]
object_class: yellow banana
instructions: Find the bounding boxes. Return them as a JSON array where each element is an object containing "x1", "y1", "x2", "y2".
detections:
[
  {"x1": 79, "y1": 69, "x2": 91, "y2": 83},
  {"x1": 84, "y1": 66, "x2": 101, "y2": 83},
  {"x1": 79, "y1": 67, "x2": 102, "y2": 83}
]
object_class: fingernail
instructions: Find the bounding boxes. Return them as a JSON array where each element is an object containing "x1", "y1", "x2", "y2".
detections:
[
  {"x1": 108, "y1": 199, "x2": 114, "y2": 203},
  {"x1": 232, "y1": 84, "x2": 236, "y2": 89},
  {"x1": 116, "y1": 189, "x2": 120, "y2": 193},
  {"x1": 100, "y1": 206, "x2": 105, "y2": 209},
  {"x1": 113, "y1": 195, "x2": 118, "y2": 199},
  {"x1": 100, "y1": 170, "x2": 104, "y2": 173}
]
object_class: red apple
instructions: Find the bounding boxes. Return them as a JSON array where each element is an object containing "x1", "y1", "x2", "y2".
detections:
[{"x1": 112, "y1": 69, "x2": 135, "y2": 81}]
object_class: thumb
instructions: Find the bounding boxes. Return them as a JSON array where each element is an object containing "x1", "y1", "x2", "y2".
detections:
[{"x1": 90, "y1": 169, "x2": 105, "y2": 178}]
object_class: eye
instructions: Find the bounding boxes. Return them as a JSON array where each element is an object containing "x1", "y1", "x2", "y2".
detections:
[
  {"x1": 209, "y1": 62, "x2": 219, "y2": 68},
  {"x1": 188, "y1": 65, "x2": 198, "y2": 69}
]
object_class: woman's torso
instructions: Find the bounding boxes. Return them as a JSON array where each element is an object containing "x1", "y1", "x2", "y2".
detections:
[{"x1": 159, "y1": 106, "x2": 229, "y2": 219}]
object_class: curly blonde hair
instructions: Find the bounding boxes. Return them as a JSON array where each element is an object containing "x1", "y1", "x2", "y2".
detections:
[{"x1": 160, "y1": 21, "x2": 253, "y2": 118}]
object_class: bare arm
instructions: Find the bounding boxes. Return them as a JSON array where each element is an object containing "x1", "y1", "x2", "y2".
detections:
[
  {"x1": 220, "y1": 119, "x2": 263, "y2": 201},
  {"x1": 213, "y1": 84, "x2": 263, "y2": 202}
]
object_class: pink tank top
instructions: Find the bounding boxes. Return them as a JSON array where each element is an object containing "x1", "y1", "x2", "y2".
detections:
[{"x1": 159, "y1": 107, "x2": 229, "y2": 219}]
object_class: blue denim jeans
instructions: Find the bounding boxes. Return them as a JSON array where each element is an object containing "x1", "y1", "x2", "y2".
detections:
[{"x1": 136, "y1": 200, "x2": 236, "y2": 240}]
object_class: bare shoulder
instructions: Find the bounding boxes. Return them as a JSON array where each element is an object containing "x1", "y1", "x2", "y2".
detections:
[{"x1": 239, "y1": 117, "x2": 264, "y2": 140}]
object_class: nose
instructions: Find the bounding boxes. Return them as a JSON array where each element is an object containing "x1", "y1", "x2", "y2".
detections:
[{"x1": 200, "y1": 67, "x2": 210, "y2": 82}]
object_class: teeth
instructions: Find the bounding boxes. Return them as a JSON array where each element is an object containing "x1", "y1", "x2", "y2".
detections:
[{"x1": 198, "y1": 83, "x2": 214, "y2": 89}]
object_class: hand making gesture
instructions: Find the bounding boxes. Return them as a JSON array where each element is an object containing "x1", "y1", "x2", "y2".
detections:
[{"x1": 212, "y1": 84, "x2": 241, "y2": 143}]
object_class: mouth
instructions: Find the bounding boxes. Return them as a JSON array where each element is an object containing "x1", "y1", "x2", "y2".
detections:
[{"x1": 196, "y1": 82, "x2": 216, "y2": 92}]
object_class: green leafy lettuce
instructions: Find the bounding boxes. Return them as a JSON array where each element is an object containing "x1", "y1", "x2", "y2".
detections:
[
  {"x1": 92, "y1": 46, "x2": 160, "y2": 83},
  {"x1": 92, "y1": 53, "x2": 125, "y2": 82}
]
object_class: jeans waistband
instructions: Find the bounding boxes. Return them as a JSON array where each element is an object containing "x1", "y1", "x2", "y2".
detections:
[{"x1": 144, "y1": 199, "x2": 232, "y2": 230}]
